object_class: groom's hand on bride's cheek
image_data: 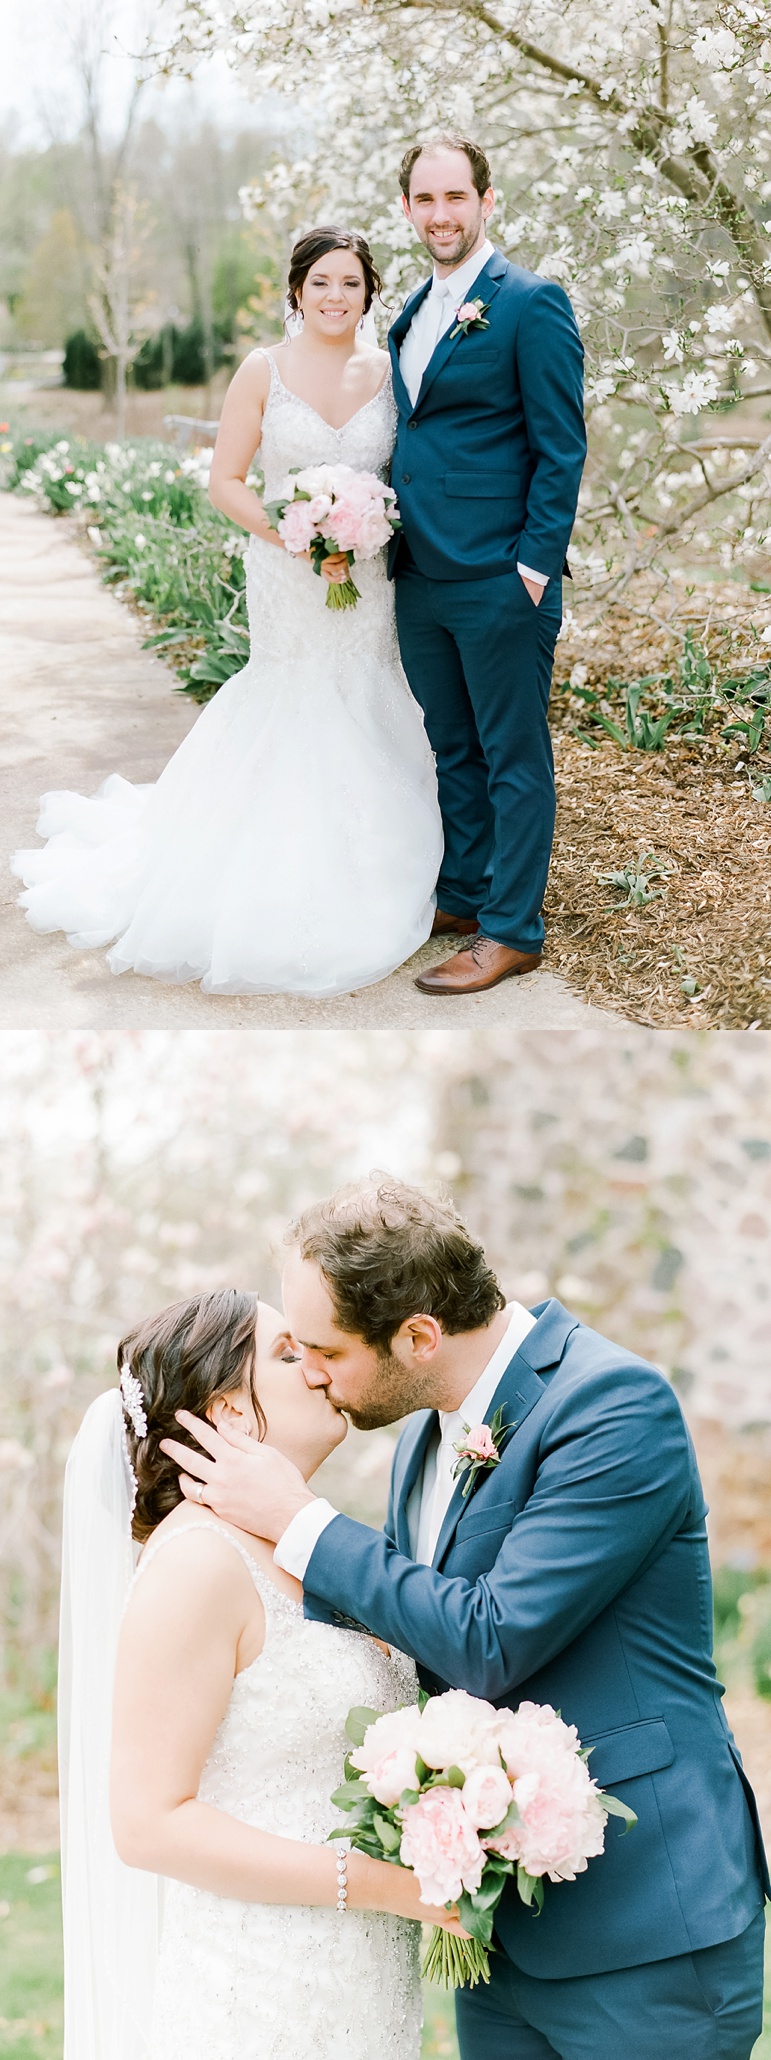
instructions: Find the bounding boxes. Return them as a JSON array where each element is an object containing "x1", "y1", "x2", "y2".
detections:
[{"x1": 159, "y1": 1411, "x2": 314, "y2": 1542}]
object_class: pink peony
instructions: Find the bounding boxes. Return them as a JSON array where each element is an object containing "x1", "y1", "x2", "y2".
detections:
[
  {"x1": 460, "y1": 1763, "x2": 514, "y2": 1830},
  {"x1": 485, "y1": 1708, "x2": 608, "y2": 1882},
  {"x1": 400, "y1": 1786, "x2": 485, "y2": 1907},
  {"x1": 349, "y1": 1704, "x2": 422, "y2": 1805},
  {"x1": 457, "y1": 301, "x2": 482, "y2": 323},
  {"x1": 277, "y1": 500, "x2": 317, "y2": 553},
  {"x1": 307, "y1": 492, "x2": 333, "y2": 521},
  {"x1": 458, "y1": 1423, "x2": 497, "y2": 1463},
  {"x1": 495, "y1": 1701, "x2": 581, "y2": 1780},
  {"x1": 417, "y1": 1688, "x2": 501, "y2": 1776}
]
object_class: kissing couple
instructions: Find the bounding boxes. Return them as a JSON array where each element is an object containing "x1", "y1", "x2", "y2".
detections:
[
  {"x1": 16, "y1": 133, "x2": 587, "y2": 1000},
  {"x1": 61, "y1": 1177, "x2": 767, "y2": 2058}
]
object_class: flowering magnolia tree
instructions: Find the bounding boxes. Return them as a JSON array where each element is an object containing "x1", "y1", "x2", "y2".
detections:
[{"x1": 159, "y1": 0, "x2": 771, "y2": 622}]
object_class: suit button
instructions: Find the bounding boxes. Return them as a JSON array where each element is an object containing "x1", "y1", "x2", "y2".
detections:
[
  {"x1": 408, "y1": 420, "x2": 418, "y2": 428},
  {"x1": 402, "y1": 473, "x2": 411, "y2": 483}
]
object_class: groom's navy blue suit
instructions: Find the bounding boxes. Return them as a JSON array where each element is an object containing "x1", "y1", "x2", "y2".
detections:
[
  {"x1": 302, "y1": 1301, "x2": 768, "y2": 2056},
  {"x1": 387, "y1": 252, "x2": 586, "y2": 954}
]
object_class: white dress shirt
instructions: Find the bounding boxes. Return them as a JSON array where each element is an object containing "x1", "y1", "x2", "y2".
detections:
[
  {"x1": 396, "y1": 238, "x2": 548, "y2": 590},
  {"x1": 274, "y1": 1300, "x2": 536, "y2": 1582}
]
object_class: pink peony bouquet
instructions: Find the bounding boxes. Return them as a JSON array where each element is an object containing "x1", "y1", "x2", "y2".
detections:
[
  {"x1": 331, "y1": 1689, "x2": 636, "y2": 1990},
  {"x1": 263, "y1": 462, "x2": 401, "y2": 610}
]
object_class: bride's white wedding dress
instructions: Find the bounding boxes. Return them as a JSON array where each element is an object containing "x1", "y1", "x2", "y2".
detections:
[
  {"x1": 13, "y1": 355, "x2": 442, "y2": 995},
  {"x1": 137, "y1": 1523, "x2": 423, "y2": 2060}
]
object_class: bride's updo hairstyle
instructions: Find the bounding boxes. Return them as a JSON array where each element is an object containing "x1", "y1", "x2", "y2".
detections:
[
  {"x1": 287, "y1": 227, "x2": 384, "y2": 316},
  {"x1": 117, "y1": 1289, "x2": 263, "y2": 1543}
]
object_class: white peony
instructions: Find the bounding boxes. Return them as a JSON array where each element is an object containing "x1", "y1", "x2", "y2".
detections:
[{"x1": 417, "y1": 1689, "x2": 502, "y2": 1775}]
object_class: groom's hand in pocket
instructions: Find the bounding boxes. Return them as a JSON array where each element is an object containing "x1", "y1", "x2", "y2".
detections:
[
  {"x1": 160, "y1": 1410, "x2": 314, "y2": 1541},
  {"x1": 517, "y1": 569, "x2": 544, "y2": 606}
]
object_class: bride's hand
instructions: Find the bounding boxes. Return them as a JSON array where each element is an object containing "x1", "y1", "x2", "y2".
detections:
[
  {"x1": 349, "y1": 1852, "x2": 470, "y2": 1935},
  {"x1": 321, "y1": 551, "x2": 351, "y2": 586}
]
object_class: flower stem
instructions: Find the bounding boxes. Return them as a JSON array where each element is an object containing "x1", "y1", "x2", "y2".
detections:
[
  {"x1": 324, "y1": 577, "x2": 361, "y2": 610},
  {"x1": 421, "y1": 1927, "x2": 491, "y2": 1990}
]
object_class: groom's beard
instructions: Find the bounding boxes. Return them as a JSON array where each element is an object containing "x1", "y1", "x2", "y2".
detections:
[
  {"x1": 338, "y1": 1346, "x2": 435, "y2": 1430},
  {"x1": 422, "y1": 218, "x2": 485, "y2": 269}
]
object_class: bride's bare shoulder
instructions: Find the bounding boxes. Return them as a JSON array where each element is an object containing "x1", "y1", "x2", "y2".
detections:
[
  {"x1": 230, "y1": 348, "x2": 273, "y2": 399},
  {"x1": 135, "y1": 1507, "x2": 253, "y2": 1592}
]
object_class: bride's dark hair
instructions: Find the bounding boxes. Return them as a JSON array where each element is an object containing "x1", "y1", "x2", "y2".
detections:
[
  {"x1": 117, "y1": 1289, "x2": 263, "y2": 1543},
  {"x1": 287, "y1": 227, "x2": 384, "y2": 315}
]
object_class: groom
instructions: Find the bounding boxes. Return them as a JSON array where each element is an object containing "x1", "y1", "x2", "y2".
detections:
[
  {"x1": 165, "y1": 1179, "x2": 768, "y2": 2059},
  {"x1": 388, "y1": 138, "x2": 587, "y2": 995}
]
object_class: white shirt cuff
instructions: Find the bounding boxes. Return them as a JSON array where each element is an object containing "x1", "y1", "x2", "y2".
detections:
[
  {"x1": 517, "y1": 563, "x2": 549, "y2": 586},
  {"x1": 274, "y1": 1498, "x2": 340, "y2": 1580}
]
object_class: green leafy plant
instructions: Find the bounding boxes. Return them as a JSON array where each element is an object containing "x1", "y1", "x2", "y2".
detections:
[{"x1": 597, "y1": 854, "x2": 670, "y2": 909}]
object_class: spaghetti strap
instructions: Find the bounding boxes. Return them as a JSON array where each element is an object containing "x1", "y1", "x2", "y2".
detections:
[{"x1": 132, "y1": 1518, "x2": 299, "y2": 1619}]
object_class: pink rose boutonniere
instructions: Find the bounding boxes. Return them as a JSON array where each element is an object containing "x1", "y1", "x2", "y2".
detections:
[
  {"x1": 449, "y1": 297, "x2": 491, "y2": 340},
  {"x1": 452, "y1": 1403, "x2": 510, "y2": 1499}
]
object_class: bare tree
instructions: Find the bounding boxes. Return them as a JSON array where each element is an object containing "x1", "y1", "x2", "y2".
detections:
[{"x1": 88, "y1": 180, "x2": 154, "y2": 437}]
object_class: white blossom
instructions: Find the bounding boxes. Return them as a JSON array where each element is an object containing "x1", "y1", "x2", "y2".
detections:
[
  {"x1": 663, "y1": 369, "x2": 721, "y2": 416},
  {"x1": 595, "y1": 188, "x2": 626, "y2": 220},
  {"x1": 692, "y1": 27, "x2": 739, "y2": 70},
  {"x1": 662, "y1": 331, "x2": 684, "y2": 362}
]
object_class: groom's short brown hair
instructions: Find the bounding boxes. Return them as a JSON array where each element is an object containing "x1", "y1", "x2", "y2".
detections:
[
  {"x1": 285, "y1": 1177, "x2": 505, "y2": 1349},
  {"x1": 399, "y1": 135, "x2": 492, "y2": 199}
]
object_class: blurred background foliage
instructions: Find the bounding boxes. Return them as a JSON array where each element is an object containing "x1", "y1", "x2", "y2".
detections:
[{"x1": 0, "y1": 1028, "x2": 769, "y2": 2053}]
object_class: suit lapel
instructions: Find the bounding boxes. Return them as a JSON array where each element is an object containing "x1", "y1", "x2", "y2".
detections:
[
  {"x1": 391, "y1": 1408, "x2": 436, "y2": 1555},
  {"x1": 413, "y1": 248, "x2": 509, "y2": 411},
  {"x1": 431, "y1": 1299, "x2": 581, "y2": 1572},
  {"x1": 388, "y1": 278, "x2": 432, "y2": 417}
]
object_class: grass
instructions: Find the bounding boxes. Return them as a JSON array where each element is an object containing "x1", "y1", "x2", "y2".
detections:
[
  {"x1": 0, "y1": 1853, "x2": 767, "y2": 2058},
  {"x1": 0, "y1": 1856, "x2": 62, "y2": 2060}
]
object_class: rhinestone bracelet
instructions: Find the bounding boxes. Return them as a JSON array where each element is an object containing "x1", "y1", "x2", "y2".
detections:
[{"x1": 336, "y1": 1839, "x2": 351, "y2": 1914}]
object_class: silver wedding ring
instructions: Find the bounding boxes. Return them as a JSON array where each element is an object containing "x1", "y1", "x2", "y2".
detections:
[{"x1": 195, "y1": 1481, "x2": 205, "y2": 1504}]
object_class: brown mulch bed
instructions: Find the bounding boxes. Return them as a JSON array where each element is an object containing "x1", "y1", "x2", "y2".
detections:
[{"x1": 545, "y1": 586, "x2": 771, "y2": 1028}]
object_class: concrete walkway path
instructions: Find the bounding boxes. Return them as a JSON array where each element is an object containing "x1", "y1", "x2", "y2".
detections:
[{"x1": 0, "y1": 493, "x2": 610, "y2": 1030}]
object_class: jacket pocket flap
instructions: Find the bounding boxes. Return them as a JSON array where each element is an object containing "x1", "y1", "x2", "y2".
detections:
[
  {"x1": 584, "y1": 1719, "x2": 675, "y2": 1788},
  {"x1": 457, "y1": 1498, "x2": 517, "y2": 1539},
  {"x1": 444, "y1": 472, "x2": 523, "y2": 498}
]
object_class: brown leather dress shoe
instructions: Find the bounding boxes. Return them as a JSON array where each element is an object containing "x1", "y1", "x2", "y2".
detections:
[
  {"x1": 430, "y1": 908, "x2": 480, "y2": 938},
  {"x1": 415, "y1": 935, "x2": 542, "y2": 994}
]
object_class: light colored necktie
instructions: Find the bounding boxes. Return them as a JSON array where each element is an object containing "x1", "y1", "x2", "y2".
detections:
[
  {"x1": 421, "y1": 279, "x2": 451, "y2": 375},
  {"x1": 425, "y1": 1414, "x2": 459, "y2": 1563}
]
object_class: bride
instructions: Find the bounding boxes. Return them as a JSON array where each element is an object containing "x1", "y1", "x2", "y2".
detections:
[
  {"x1": 13, "y1": 230, "x2": 443, "y2": 996},
  {"x1": 61, "y1": 1286, "x2": 463, "y2": 2059}
]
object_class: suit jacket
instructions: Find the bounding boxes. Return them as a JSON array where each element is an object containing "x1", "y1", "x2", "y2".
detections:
[
  {"x1": 303, "y1": 1299, "x2": 769, "y2": 1980},
  {"x1": 386, "y1": 249, "x2": 587, "y2": 583}
]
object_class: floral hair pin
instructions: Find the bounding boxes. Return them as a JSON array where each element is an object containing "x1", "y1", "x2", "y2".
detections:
[
  {"x1": 120, "y1": 1363, "x2": 148, "y2": 1439},
  {"x1": 449, "y1": 297, "x2": 490, "y2": 341},
  {"x1": 451, "y1": 1404, "x2": 510, "y2": 1498}
]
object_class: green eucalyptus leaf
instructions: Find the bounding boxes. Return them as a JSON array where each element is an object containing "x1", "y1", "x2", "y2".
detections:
[
  {"x1": 345, "y1": 1706, "x2": 380, "y2": 1749},
  {"x1": 373, "y1": 1814, "x2": 401, "y2": 1852},
  {"x1": 330, "y1": 1780, "x2": 367, "y2": 1809},
  {"x1": 457, "y1": 1893, "x2": 495, "y2": 1945},
  {"x1": 601, "y1": 1793, "x2": 638, "y2": 1831}
]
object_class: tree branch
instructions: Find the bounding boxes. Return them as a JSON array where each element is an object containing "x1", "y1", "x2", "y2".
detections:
[
  {"x1": 396, "y1": 0, "x2": 771, "y2": 339},
  {"x1": 586, "y1": 428, "x2": 771, "y2": 602}
]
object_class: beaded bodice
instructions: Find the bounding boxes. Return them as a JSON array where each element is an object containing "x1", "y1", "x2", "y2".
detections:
[
  {"x1": 135, "y1": 1521, "x2": 417, "y2": 1840},
  {"x1": 256, "y1": 350, "x2": 397, "y2": 501}
]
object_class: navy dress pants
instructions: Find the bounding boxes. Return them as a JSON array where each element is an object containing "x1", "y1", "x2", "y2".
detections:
[
  {"x1": 455, "y1": 1908, "x2": 766, "y2": 2060},
  {"x1": 394, "y1": 556, "x2": 563, "y2": 954}
]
